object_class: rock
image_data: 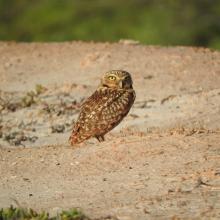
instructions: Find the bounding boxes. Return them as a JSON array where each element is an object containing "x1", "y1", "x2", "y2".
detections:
[{"x1": 51, "y1": 124, "x2": 65, "y2": 133}]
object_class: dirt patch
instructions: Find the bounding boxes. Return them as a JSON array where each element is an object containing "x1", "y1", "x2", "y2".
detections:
[{"x1": 0, "y1": 42, "x2": 220, "y2": 219}]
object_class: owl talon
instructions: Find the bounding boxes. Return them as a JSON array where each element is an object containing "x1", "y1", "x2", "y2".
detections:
[{"x1": 95, "y1": 135, "x2": 105, "y2": 142}]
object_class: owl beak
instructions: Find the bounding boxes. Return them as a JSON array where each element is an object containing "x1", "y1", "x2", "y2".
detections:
[{"x1": 119, "y1": 80, "x2": 123, "y2": 88}]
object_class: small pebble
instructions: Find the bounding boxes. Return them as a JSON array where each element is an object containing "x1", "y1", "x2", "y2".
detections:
[{"x1": 51, "y1": 124, "x2": 65, "y2": 133}]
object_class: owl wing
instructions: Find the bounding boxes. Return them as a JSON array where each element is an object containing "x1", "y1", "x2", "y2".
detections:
[{"x1": 70, "y1": 88, "x2": 135, "y2": 143}]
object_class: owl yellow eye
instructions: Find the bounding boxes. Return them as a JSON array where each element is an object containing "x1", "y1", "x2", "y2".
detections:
[{"x1": 108, "y1": 75, "x2": 116, "y2": 81}]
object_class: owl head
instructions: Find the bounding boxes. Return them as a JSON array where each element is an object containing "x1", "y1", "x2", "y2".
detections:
[{"x1": 101, "y1": 70, "x2": 133, "y2": 89}]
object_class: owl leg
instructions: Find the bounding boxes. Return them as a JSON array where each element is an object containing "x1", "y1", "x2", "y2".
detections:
[{"x1": 95, "y1": 135, "x2": 105, "y2": 142}]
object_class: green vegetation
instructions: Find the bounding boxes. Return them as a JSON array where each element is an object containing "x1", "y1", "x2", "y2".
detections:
[
  {"x1": 0, "y1": 206, "x2": 88, "y2": 220},
  {"x1": 21, "y1": 84, "x2": 46, "y2": 107},
  {"x1": 0, "y1": 0, "x2": 220, "y2": 49}
]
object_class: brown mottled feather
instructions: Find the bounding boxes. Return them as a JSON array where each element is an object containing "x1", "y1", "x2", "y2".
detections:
[
  {"x1": 69, "y1": 87, "x2": 135, "y2": 144},
  {"x1": 69, "y1": 70, "x2": 135, "y2": 145}
]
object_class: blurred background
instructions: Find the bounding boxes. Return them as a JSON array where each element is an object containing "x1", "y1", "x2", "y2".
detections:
[{"x1": 0, "y1": 0, "x2": 220, "y2": 49}]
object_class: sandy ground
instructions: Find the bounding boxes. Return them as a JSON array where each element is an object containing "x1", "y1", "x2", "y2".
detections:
[{"x1": 0, "y1": 41, "x2": 220, "y2": 219}]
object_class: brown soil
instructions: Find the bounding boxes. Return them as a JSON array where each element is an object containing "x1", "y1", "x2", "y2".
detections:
[{"x1": 0, "y1": 41, "x2": 220, "y2": 219}]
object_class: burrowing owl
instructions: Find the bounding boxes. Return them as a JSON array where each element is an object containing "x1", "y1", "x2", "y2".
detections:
[{"x1": 69, "y1": 70, "x2": 135, "y2": 145}]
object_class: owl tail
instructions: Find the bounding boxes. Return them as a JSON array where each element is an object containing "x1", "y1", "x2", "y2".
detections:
[
  {"x1": 69, "y1": 134, "x2": 80, "y2": 145},
  {"x1": 69, "y1": 123, "x2": 84, "y2": 145}
]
